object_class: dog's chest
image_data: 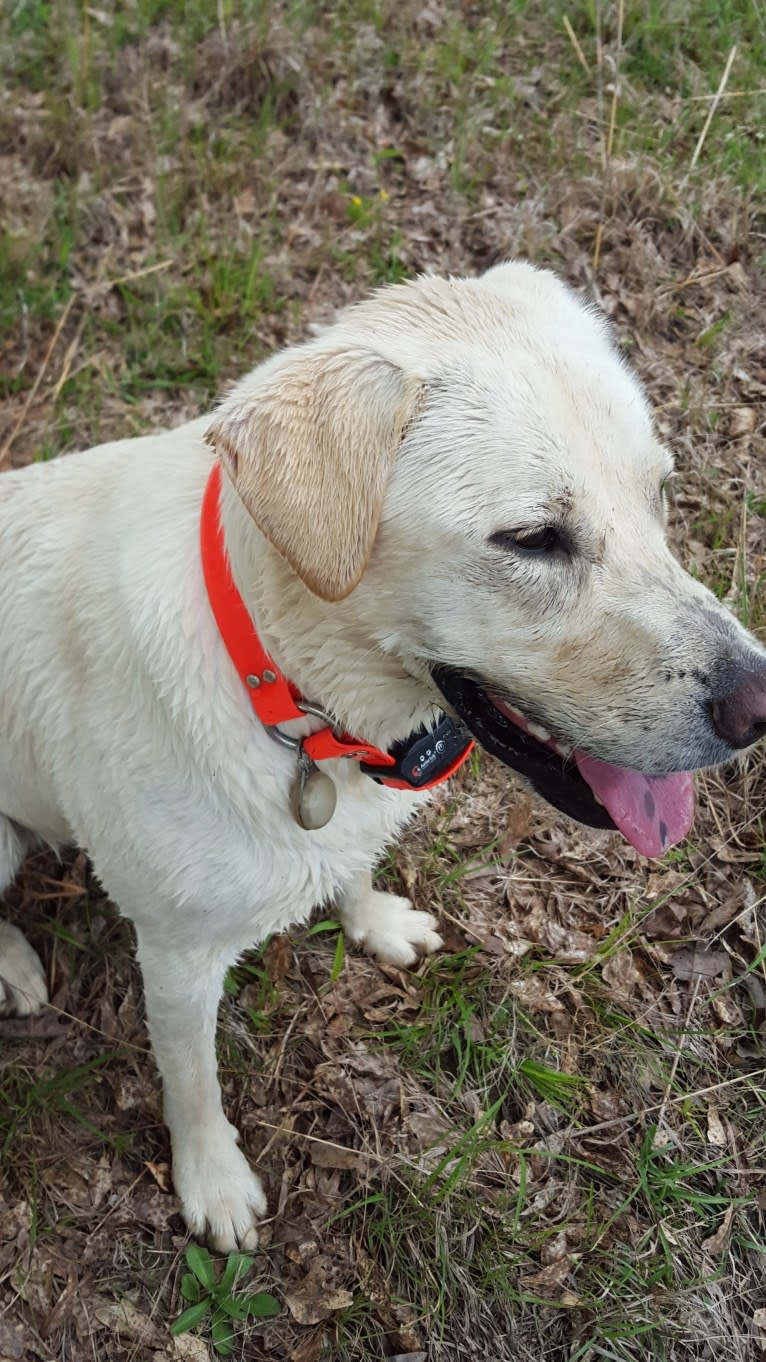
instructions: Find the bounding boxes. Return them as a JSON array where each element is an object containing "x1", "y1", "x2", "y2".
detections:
[{"x1": 196, "y1": 737, "x2": 423, "y2": 936}]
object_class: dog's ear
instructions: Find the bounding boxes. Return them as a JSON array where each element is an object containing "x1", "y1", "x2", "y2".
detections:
[{"x1": 206, "y1": 347, "x2": 424, "y2": 602}]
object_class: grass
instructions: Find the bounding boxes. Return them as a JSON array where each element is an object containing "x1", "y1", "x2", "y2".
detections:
[{"x1": 2, "y1": 0, "x2": 766, "y2": 1359}]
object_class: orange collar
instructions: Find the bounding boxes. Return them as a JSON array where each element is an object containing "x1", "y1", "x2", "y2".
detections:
[{"x1": 200, "y1": 464, "x2": 473, "y2": 791}]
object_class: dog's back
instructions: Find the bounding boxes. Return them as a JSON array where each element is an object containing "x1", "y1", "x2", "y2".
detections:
[{"x1": 0, "y1": 428, "x2": 210, "y2": 845}]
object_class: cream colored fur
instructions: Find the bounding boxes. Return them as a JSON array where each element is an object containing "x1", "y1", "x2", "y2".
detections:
[
  {"x1": 208, "y1": 348, "x2": 426, "y2": 601},
  {"x1": 0, "y1": 262, "x2": 763, "y2": 1251}
]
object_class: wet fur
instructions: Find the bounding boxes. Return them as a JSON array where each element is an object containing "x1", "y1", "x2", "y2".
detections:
[{"x1": 0, "y1": 262, "x2": 762, "y2": 1248}]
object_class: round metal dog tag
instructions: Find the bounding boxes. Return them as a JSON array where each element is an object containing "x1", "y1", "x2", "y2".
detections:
[{"x1": 291, "y1": 752, "x2": 337, "y2": 830}]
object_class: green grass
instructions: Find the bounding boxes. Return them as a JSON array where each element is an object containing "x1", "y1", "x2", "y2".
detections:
[
  {"x1": 3, "y1": 0, "x2": 764, "y2": 429},
  {"x1": 317, "y1": 877, "x2": 758, "y2": 1342}
]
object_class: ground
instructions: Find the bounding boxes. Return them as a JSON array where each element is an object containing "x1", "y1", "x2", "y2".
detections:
[{"x1": 1, "y1": 3, "x2": 766, "y2": 1360}]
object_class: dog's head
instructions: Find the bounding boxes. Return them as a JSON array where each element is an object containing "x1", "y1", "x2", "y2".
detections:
[{"x1": 206, "y1": 262, "x2": 766, "y2": 855}]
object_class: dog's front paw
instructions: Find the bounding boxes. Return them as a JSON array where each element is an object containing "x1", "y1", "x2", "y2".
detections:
[
  {"x1": 0, "y1": 922, "x2": 48, "y2": 1017},
  {"x1": 343, "y1": 891, "x2": 443, "y2": 968},
  {"x1": 173, "y1": 1124, "x2": 267, "y2": 1253}
]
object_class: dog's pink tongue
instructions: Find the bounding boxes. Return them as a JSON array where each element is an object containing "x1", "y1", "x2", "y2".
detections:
[{"x1": 575, "y1": 753, "x2": 695, "y2": 857}]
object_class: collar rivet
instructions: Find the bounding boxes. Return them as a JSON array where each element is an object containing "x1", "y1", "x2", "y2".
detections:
[{"x1": 246, "y1": 674, "x2": 261, "y2": 688}]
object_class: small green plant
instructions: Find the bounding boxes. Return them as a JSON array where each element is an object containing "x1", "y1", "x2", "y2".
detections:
[{"x1": 171, "y1": 1244, "x2": 280, "y2": 1356}]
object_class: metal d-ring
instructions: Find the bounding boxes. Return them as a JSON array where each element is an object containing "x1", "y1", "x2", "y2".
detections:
[
  {"x1": 264, "y1": 700, "x2": 339, "y2": 752},
  {"x1": 262, "y1": 701, "x2": 340, "y2": 831}
]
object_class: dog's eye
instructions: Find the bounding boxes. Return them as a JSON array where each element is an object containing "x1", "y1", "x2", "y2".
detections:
[{"x1": 489, "y1": 526, "x2": 564, "y2": 555}]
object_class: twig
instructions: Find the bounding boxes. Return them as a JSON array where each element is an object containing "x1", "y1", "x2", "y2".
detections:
[
  {"x1": 595, "y1": 0, "x2": 605, "y2": 170},
  {"x1": 660, "y1": 264, "x2": 736, "y2": 294},
  {"x1": 652, "y1": 976, "x2": 701, "y2": 1147},
  {"x1": 98, "y1": 258, "x2": 173, "y2": 291},
  {"x1": 0, "y1": 294, "x2": 75, "y2": 466},
  {"x1": 562, "y1": 14, "x2": 590, "y2": 74},
  {"x1": 578, "y1": 1063, "x2": 766, "y2": 1138},
  {"x1": 690, "y1": 45, "x2": 737, "y2": 170},
  {"x1": 255, "y1": 1116, "x2": 377, "y2": 1163},
  {"x1": 687, "y1": 86, "x2": 765, "y2": 101},
  {"x1": 605, "y1": 36, "x2": 623, "y2": 164},
  {"x1": 0, "y1": 260, "x2": 173, "y2": 466},
  {"x1": 593, "y1": 0, "x2": 624, "y2": 272},
  {"x1": 51, "y1": 313, "x2": 88, "y2": 402}
]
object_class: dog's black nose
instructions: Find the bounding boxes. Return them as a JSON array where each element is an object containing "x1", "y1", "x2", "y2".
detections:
[{"x1": 711, "y1": 666, "x2": 766, "y2": 749}]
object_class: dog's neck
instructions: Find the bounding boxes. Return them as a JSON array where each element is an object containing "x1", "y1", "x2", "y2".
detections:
[{"x1": 218, "y1": 472, "x2": 436, "y2": 747}]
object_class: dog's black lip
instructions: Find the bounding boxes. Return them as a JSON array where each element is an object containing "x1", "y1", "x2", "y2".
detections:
[{"x1": 430, "y1": 664, "x2": 617, "y2": 832}]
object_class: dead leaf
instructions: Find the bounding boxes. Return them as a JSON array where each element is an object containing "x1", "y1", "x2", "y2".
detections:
[
  {"x1": 285, "y1": 1284, "x2": 354, "y2": 1326},
  {"x1": 742, "y1": 972, "x2": 766, "y2": 1026},
  {"x1": 706, "y1": 1105, "x2": 727, "y2": 1147},
  {"x1": 145, "y1": 1159, "x2": 172, "y2": 1191},
  {"x1": 601, "y1": 950, "x2": 647, "y2": 1000},
  {"x1": 171, "y1": 1335, "x2": 213, "y2": 1361},
  {"x1": 727, "y1": 406, "x2": 757, "y2": 441},
  {"x1": 699, "y1": 892, "x2": 744, "y2": 934},
  {"x1": 309, "y1": 1142, "x2": 367, "y2": 1170},
  {"x1": 354, "y1": 1243, "x2": 393, "y2": 1308},
  {"x1": 233, "y1": 187, "x2": 257, "y2": 216},
  {"x1": 404, "y1": 1112, "x2": 454, "y2": 1161},
  {"x1": 717, "y1": 993, "x2": 746, "y2": 1028},
  {"x1": 588, "y1": 1086, "x2": 627, "y2": 1122},
  {"x1": 0, "y1": 1318, "x2": 25, "y2": 1360},
  {"x1": 650, "y1": 1123, "x2": 679, "y2": 1151},
  {"x1": 363, "y1": 1004, "x2": 400, "y2": 1021},
  {"x1": 16, "y1": 1254, "x2": 55, "y2": 1314},
  {"x1": 521, "y1": 1257, "x2": 571, "y2": 1293},
  {"x1": 540, "y1": 919, "x2": 597, "y2": 962},
  {"x1": 540, "y1": 1229, "x2": 568, "y2": 1265},
  {"x1": 701, "y1": 1203, "x2": 734, "y2": 1254},
  {"x1": 752, "y1": 1306, "x2": 766, "y2": 1349},
  {"x1": 510, "y1": 977, "x2": 565, "y2": 1014},
  {"x1": 709, "y1": 841, "x2": 753, "y2": 864},
  {"x1": 646, "y1": 869, "x2": 695, "y2": 899},
  {"x1": 499, "y1": 795, "x2": 533, "y2": 858},
  {"x1": 670, "y1": 944, "x2": 730, "y2": 980},
  {"x1": 92, "y1": 1297, "x2": 164, "y2": 1347},
  {"x1": 284, "y1": 1256, "x2": 353, "y2": 1325},
  {"x1": 291, "y1": 1334, "x2": 323, "y2": 1362},
  {"x1": 642, "y1": 898, "x2": 691, "y2": 939},
  {"x1": 500, "y1": 1118, "x2": 535, "y2": 1143},
  {"x1": 264, "y1": 932, "x2": 293, "y2": 983},
  {"x1": 0, "y1": 1013, "x2": 69, "y2": 1039}
]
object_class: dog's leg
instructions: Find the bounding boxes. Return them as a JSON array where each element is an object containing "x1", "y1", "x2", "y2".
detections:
[
  {"x1": 338, "y1": 871, "x2": 443, "y2": 967},
  {"x1": 0, "y1": 921, "x2": 48, "y2": 1016},
  {"x1": 0, "y1": 816, "x2": 47, "y2": 1016},
  {"x1": 136, "y1": 927, "x2": 267, "y2": 1252}
]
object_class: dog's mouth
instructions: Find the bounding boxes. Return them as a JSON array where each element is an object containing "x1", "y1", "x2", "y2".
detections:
[{"x1": 430, "y1": 666, "x2": 695, "y2": 857}]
